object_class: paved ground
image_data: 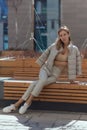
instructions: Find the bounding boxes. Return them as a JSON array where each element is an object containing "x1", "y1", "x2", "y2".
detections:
[{"x1": 0, "y1": 108, "x2": 87, "y2": 130}]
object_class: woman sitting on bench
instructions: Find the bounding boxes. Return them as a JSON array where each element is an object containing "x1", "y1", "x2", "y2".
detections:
[{"x1": 3, "y1": 26, "x2": 82, "y2": 114}]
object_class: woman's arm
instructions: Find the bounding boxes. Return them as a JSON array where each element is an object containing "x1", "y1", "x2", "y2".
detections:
[
  {"x1": 76, "y1": 47, "x2": 82, "y2": 75},
  {"x1": 36, "y1": 45, "x2": 51, "y2": 67},
  {"x1": 70, "y1": 80, "x2": 79, "y2": 84}
]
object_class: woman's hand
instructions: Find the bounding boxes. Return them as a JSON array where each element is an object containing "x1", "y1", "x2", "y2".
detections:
[
  {"x1": 70, "y1": 80, "x2": 78, "y2": 84},
  {"x1": 70, "y1": 80, "x2": 75, "y2": 84}
]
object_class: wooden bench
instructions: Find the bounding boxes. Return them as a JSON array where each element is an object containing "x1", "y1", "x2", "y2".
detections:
[
  {"x1": 0, "y1": 56, "x2": 87, "y2": 81},
  {"x1": 13, "y1": 58, "x2": 87, "y2": 81},
  {"x1": 1, "y1": 57, "x2": 87, "y2": 106},
  {"x1": 0, "y1": 58, "x2": 24, "y2": 77},
  {"x1": 3, "y1": 80, "x2": 87, "y2": 104}
]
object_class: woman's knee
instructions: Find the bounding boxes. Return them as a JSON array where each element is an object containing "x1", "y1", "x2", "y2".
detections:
[
  {"x1": 39, "y1": 68, "x2": 48, "y2": 80},
  {"x1": 37, "y1": 79, "x2": 47, "y2": 86}
]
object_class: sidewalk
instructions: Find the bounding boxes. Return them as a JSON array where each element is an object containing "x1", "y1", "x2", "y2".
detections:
[{"x1": 0, "y1": 108, "x2": 87, "y2": 130}]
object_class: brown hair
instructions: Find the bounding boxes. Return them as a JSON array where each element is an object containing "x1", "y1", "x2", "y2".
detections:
[
  {"x1": 58, "y1": 26, "x2": 70, "y2": 34},
  {"x1": 56, "y1": 26, "x2": 71, "y2": 50}
]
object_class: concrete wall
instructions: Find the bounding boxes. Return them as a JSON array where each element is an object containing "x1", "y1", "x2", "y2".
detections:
[
  {"x1": 8, "y1": 0, "x2": 34, "y2": 50},
  {"x1": 61, "y1": 0, "x2": 87, "y2": 50}
]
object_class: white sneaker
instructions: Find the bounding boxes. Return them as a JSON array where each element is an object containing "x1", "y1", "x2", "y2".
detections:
[
  {"x1": 3, "y1": 104, "x2": 16, "y2": 113},
  {"x1": 19, "y1": 102, "x2": 31, "y2": 114}
]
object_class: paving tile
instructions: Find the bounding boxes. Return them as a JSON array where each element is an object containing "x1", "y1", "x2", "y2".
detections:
[
  {"x1": 79, "y1": 113, "x2": 87, "y2": 120},
  {"x1": 56, "y1": 113, "x2": 81, "y2": 120},
  {"x1": 0, "y1": 110, "x2": 87, "y2": 130},
  {"x1": 0, "y1": 114, "x2": 30, "y2": 130}
]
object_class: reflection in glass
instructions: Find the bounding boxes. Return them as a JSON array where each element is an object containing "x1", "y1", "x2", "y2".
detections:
[
  {"x1": 0, "y1": 0, "x2": 8, "y2": 50},
  {"x1": 34, "y1": 0, "x2": 60, "y2": 52}
]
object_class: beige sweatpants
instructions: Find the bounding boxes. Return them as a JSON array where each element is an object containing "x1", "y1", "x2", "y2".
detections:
[{"x1": 22, "y1": 66, "x2": 63, "y2": 101}]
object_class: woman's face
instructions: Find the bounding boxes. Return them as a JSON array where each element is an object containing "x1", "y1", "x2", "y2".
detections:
[{"x1": 59, "y1": 30, "x2": 70, "y2": 46}]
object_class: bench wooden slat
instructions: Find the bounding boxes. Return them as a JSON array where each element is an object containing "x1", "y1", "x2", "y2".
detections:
[
  {"x1": 3, "y1": 80, "x2": 87, "y2": 104},
  {"x1": 4, "y1": 90, "x2": 87, "y2": 97},
  {"x1": 35, "y1": 98, "x2": 87, "y2": 104}
]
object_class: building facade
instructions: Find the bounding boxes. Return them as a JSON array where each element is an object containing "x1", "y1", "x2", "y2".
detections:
[
  {"x1": 61, "y1": 0, "x2": 87, "y2": 51},
  {"x1": 0, "y1": 0, "x2": 8, "y2": 50},
  {"x1": 7, "y1": 0, "x2": 87, "y2": 52},
  {"x1": 8, "y1": 0, "x2": 60, "y2": 51}
]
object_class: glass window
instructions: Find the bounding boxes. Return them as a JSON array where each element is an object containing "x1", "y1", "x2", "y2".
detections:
[
  {"x1": 36, "y1": 1, "x2": 41, "y2": 14},
  {"x1": 34, "y1": 0, "x2": 60, "y2": 52},
  {"x1": 0, "y1": 0, "x2": 8, "y2": 50}
]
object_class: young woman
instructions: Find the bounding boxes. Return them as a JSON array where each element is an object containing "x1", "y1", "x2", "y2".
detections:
[{"x1": 3, "y1": 26, "x2": 82, "y2": 114}]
